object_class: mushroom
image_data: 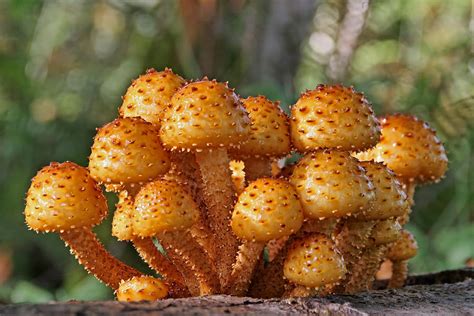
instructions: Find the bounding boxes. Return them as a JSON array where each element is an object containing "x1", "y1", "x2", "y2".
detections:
[
  {"x1": 111, "y1": 191, "x2": 190, "y2": 297},
  {"x1": 116, "y1": 276, "x2": 169, "y2": 302},
  {"x1": 160, "y1": 79, "x2": 251, "y2": 287},
  {"x1": 227, "y1": 178, "x2": 304, "y2": 295},
  {"x1": 229, "y1": 160, "x2": 246, "y2": 194},
  {"x1": 386, "y1": 230, "x2": 418, "y2": 288},
  {"x1": 24, "y1": 162, "x2": 141, "y2": 290},
  {"x1": 231, "y1": 96, "x2": 291, "y2": 181},
  {"x1": 119, "y1": 68, "x2": 186, "y2": 127},
  {"x1": 133, "y1": 178, "x2": 221, "y2": 295},
  {"x1": 283, "y1": 233, "x2": 346, "y2": 297}
]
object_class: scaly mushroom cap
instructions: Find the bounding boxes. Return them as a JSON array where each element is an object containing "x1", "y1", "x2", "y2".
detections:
[
  {"x1": 387, "y1": 230, "x2": 418, "y2": 261},
  {"x1": 284, "y1": 233, "x2": 346, "y2": 288},
  {"x1": 160, "y1": 80, "x2": 251, "y2": 150},
  {"x1": 89, "y1": 117, "x2": 170, "y2": 189},
  {"x1": 370, "y1": 219, "x2": 402, "y2": 246},
  {"x1": 25, "y1": 162, "x2": 107, "y2": 232},
  {"x1": 355, "y1": 114, "x2": 448, "y2": 183},
  {"x1": 357, "y1": 161, "x2": 409, "y2": 220},
  {"x1": 119, "y1": 68, "x2": 186, "y2": 126},
  {"x1": 236, "y1": 96, "x2": 291, "y2": 157},
  {"x1": 290, "y1": 84, "x2": 380, "y2": 152},
  {"x1": 133, "y1": 179, "x2": 199, "y2": 237},
  {"x1": 290, "y1": 151, "x2": 375, "y2": 219},
  {"x1": 111, "y1": 191, "x2": 134, "y2": 241},
  {"x1": 116, "y1": 276, "x2": 168, "y2": 302},
  {"x1": 231, "y1": 178, "x2": 304, "y2": 242}
]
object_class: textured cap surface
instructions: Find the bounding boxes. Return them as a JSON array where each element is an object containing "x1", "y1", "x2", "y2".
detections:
[
  {"x1": 119, "y1": 68, "x2": 186, "y2": 126},
  {"x1": 284, "y1": 233, "x2": 346, "y2": 288},
  {"x1": 231, "y1": 178, "x2": 304, "y2": 242},
  {"x1": 111, "y1": 191, "x2": 135, "y2": 241},
  {"x1": 133, "y1": 179, "x2": 199, "y2": 237},
  {"x1": 387, "y1": 230, "x2": 418, "y2": 261},
  {"x1": 25, "y1": 162, "x2": 107, "y2": 232},
  {"x1": 89, "y1": 117, "x2": 170, "y2": 188},
  {"x1": 160, "y1": 80, "x2": 250, "y2": 150},
  {"x1": 370, "y1": 219, "x2": 402, "y2": 245},
  {"x1": 355, "y1": 114, "x2": 448, "y2": 183},
  {"x1": 290, "y1": 85, "x2": 380, "y2": 152},
  {"x1": 116, "y1": 276, "x2": 168, "y2": 302},
  {"x1": 290, "y1": 151, "x2": 375, "y2": 219}
]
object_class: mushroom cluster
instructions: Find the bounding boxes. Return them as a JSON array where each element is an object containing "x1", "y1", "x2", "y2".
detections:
[{"x1": 24, "y1": 68, "x2": 448, "y2": 301}]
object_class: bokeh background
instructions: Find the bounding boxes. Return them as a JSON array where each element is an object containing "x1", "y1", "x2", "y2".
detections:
[{"x1": 0, "y1": 0, "x2": 472, "y2": 303}]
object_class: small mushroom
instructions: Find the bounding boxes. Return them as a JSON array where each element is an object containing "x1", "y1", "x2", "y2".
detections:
[
  {"x1": 387, "y1": 230, "x2": 418, "y2": 288},
  {"x1": 116, "y1": 276, "x2": 169, "y2": 302}
]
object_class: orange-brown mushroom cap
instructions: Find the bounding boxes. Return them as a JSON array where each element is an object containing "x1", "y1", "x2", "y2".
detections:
[
  {"x1": 290, "y1": 151, "x2": 375, "y2": 219},
  {"x1": 387, "y1": 230, "x2": 418, "y2": 261},
  {"x1": 119, "y1": 68, "x2": 186, "y2": 126},
  {"x1": 290, "y1": 84, "x2": 380, "y2": 152},
  {"x1": 231, "y1": 178, "x2": 304, "y2": 242},
  {"x1": 116, "y1": 276, "x2": 168, "y2": 302},
  {"x1": 25, "y1": 162, "x2": 108, "y2": 232},
  {"x1": 355, "y1": 114, "x2": 448, "y2": 183},
  {"x1": 284, "y1": 233, "x2": 346, "y2": 288},
  {"x1": 357, "y1": 161, "x2": 409, "y2": 220},
  {"x1": 133, "y1": 179, "x2": 199, "y2": 237},
  {"x1": 111, "y1": 191, "x2": 135, "y2": 241},
  {"x1": 370, "y1": 219, "x2": 402, "y2": 246},
  {"x1": 160, "y1": 80, "x2": 251, "y2": 150},
  {"x1": 89, "y1": 117, "x2": 170, "y2": 189},
  {"x1": 235, "y1": 96, "x2": 291, "y2": 157}
]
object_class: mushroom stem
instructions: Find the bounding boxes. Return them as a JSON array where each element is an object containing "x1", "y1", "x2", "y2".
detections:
[
  {"x1": 159, "y1": 230, "x2": 221, "y2": 295},
  {"x1": 389, "y1": 260, "x2": 408, "y2": 288},
  {"x1": 132, "y1": 238, "x2": 189, "y2": 297},
  {"x1": 195, "y1": 148, "x2": 239, "y2": 287},
  {"x1": 225, "y1": 241, "x2": 265, "y2": 295},
  {"x1": 242, "y1": 156, "x2": 273, "y2": 181},
  {"x1": 60, "y1": 228, "x2": 142, "y2": 290},
  {"x1": 230, "y1": 160, "x2": 246, "y2": 194},
  {"x1": 267, "y1": 237, "x2": 289, "y2": 262}
]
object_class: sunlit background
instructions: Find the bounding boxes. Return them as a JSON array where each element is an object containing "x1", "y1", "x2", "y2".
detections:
[{"x1": 0, "y1": 0, "x2": 472, "y2": 303}]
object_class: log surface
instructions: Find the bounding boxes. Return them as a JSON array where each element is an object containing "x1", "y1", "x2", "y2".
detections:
[{"x1": 1, "y1": 268, "x2": 473, "y2": 315}]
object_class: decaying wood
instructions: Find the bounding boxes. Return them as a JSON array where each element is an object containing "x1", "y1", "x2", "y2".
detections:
[{"x1": 1, "y1": 268, "x2": 472, "y2": 315}]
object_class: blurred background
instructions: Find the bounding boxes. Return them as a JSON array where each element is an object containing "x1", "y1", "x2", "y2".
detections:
[{"x1": 0, "y1": 0, "x2": 472, "y2": 303}]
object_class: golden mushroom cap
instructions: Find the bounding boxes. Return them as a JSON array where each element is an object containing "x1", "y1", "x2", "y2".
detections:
[
  {"x1": 231, "y1": 178, "x2": 304, "y2": 242},
  {"x1": 290, "y1": 84, "x2": 380, "y2": 152},
  {"x1": 111, "y1": 191, "x2": 135, "y2": 241},
  {"x1": 119, "y1": 68, "x2": 186, "y2": 126},
  {"x1": 387, "y1": 230, "x2": 418, "y2": 261},
  {"x1": 235, "y1": 96, "x2": 291, "y2": 157},
  {"x1": 116, "y1": 276, "x2": 168, "y2": 302},
  {"x1": 133, "y1": 179, "x2": 199, "y2": 237},
  {"x1": 25, "y1": 162, "x2": 107, "y2": 232},
  {"x1": 357, "y1": 161, "x2": 409, "y2": 220},
  {"x1": 160, "y1": 80, "x2": 251, "y2": 150},
  {"x1": 355, "y1": 114, "x2": 448, "y2": 183},
  {"x1": 290, "y1": 151, "x2": 375, "y2": 219},
  {"x1": 370, "y1": 219, "x2": 402, "y2": 246},
  {"x1": 89, "y1": 117, "x2": 170, "y2": 189},
  {"x1": 283, "y1": 233, "x2": 346, "y2": 288}
]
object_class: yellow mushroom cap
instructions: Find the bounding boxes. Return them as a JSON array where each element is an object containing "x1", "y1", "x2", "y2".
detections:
[
  {"x1": 290, "y1": 84, "x2": 380, "y2": 152},
  {"x1": 133, "y1": 179, "x2": 199, "y2": 237},
  {"x1": 357, "y1": 161, "x2": 409, "y2": 220},
  {"x1": 387, "y1": 230, "x2": 418, "y2": 261},
  {"x1": 111, "y1": 191, "x2": 135, "y2": 241},
  {"x1": 355, "y1": 114, "x2": 448, "y2": 183},
  {"x1": 25, "y1": 162, "x2": 107, "y2": 232},
  {"x1": 89, "y1": 117, "x2": 170, "y2": 189},
  {"x1": 235, "y1": 96, "x2": 291, "y2": 157},
  {"x1": 370, "y1": 219, "x2": 402, "y2": 246},
  {"x1": 116, "y1": 276, "x2": 168, "y2": 302},
  {"x1": 284, "y1": 233, "x2": 346, "y2": 288},
  {"x1": 160, "y1": 80, "x2": 251, "y2": 150},
  {"x1": 231, "y1": 178, "x2": 304, "y2": 242},
  {"x1": 290, "y1": 151, "x2": 375, "y2": 219},
  {"x1": 119, "y1": 68, "x2": 186, "y2": 126}
]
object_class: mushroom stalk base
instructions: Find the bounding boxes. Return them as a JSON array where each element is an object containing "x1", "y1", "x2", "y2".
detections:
[
  {"x1": 389, "y1": 260, "x2": 408, "y2": 288},
  {"x1": 60, "y1": 228, "x2": 142, "y2": 290}
]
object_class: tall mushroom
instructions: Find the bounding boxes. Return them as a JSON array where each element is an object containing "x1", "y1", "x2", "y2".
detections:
[
  {"x1": 160, "y1": 79, "x2": 251, "y2": 287},
  {"x1": 24, "y1": 162, "x2": 141, "y2": 290},
  {"x1": 227, "y1": 178, "x2": 304, "y2": 295},
  {"x1": 133, "y1": 178, "x2": 221, "y2": 295}
]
